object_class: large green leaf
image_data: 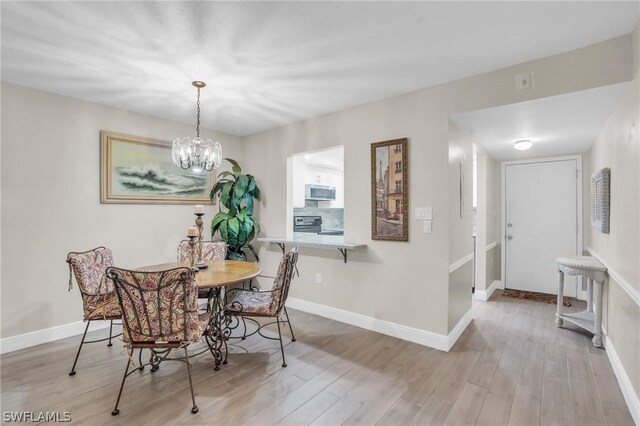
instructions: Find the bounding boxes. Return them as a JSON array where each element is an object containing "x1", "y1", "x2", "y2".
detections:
[
  {"x1": 219, "y1": 222, "x2": 229, "y2": 242},
  {"x1": 209, "y1": 179, "x2": 230, "y2": 201},
  {"x1": 228, "y1": 217, "x2": 240, "y2": 237},
  {"x1": 225, "y1": 158, "x2": 242, "y2": 176},
  {"x1": 243, "y1": 193, "x2": 254, "y2": 216},
  {"x1": 252, "y1": 185, "x2": 261, "y2": 201},
  {"x1": 237, "y1": 220, "x2": 248, "y2": 247},
  {"x1": 211, "y1": 212, "x2": 229, "y2": 234},
  {"x1": 247, "y1": 175, "x2": 256, "y2": 193},
  {"x1": 220, "y1": 182, "x2": 233, "y2": 208},
  {"x1": 233, "y1": 175, "x2": 248, "y2": 203},
  {"x1": 217, "y1": 171, "x2": 236, "y2": 181}
]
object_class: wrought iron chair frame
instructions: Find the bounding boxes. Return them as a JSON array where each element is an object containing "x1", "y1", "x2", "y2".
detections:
[
  {"x1": 66, "y1": 246, "x2": 122, "y2": 376},
  {"x1": 107, "y1": 266, "x2": 211, "y2": 416},
  {"x1": 224, "y1": 247, "x2": 299, "y2": 367}
]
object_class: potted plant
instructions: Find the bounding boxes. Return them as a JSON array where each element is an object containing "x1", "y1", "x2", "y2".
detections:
[{"x1": 210, "y1": 158, "x2": 261, "y2": 260}]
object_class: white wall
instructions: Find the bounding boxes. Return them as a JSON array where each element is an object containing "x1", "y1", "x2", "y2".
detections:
[
  {"x1": 0, "y1": 83, "x2": 244, "y2": 339},
  {"x1": 447, "y1": 121, "x2": 474, "y2": 331},
  {"x1": 243, "y1": 35, "x2": 633, "y2": 339},
  {"x1": 475, "y1": 146, "x2": 502, "y2": 295},
  {"x1": 587, "y1": 65, "x2": 639, "y2": 402},
  {"x1": 583, "y1": 22, "x2": 639, "y2": 419}
]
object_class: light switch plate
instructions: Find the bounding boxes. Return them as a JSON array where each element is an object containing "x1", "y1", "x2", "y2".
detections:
[
  {"x1": 415, "y1": 207, "x2": 433, "y2": 220},
  {"x1": 423, "y1": 220, "x2": 432, "y2": 234}
]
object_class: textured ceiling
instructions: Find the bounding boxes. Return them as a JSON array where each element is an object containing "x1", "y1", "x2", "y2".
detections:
[
  {"x1": 1, "y1": 1, "x2": 638, "y2": 137},
  {"x1": 450, "y1": 83, "x2": 629, "y2": 160}
]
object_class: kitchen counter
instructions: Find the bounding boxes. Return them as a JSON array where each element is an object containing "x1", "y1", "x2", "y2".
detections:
[{"x1": 257, "y1": 234, "x2": 366, "y2": 262}]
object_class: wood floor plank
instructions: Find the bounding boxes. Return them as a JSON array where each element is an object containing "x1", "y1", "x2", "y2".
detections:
[
  {"x1": 442, "y1": 382, "x2": 487, "y2": 426},
  {"x1": 410, "y1": 395, "x2": 453, "y2": 426},
  {"x1": 476, "y1": 392, "x2": 512, "y2": 426},
  {"x1": 376, "y1": 396, "x2": 421, "y2": 426}
]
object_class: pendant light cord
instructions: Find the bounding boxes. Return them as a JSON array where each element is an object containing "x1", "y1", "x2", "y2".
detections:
[{"x1": 196, "y1": 87, "x2": 201, "y2": 138}]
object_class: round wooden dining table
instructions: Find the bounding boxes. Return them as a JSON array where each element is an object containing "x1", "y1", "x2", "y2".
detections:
[
  {"x1": 137, "y1": 259, "x2": 262, "y2": 369},
  {"x1": 137, "y1": 259, "x2": 262, "y2": 288}
]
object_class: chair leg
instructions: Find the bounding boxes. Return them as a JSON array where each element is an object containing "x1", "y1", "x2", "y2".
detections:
[
  {"x1": 107, "y1": 320, "x2": 114, "y2": 347},
  {"x1": 283, "y1": 307, "x2": 296, "y2": 342},
  {"x1": 276, "y1": 317, "x2": 287, "y2": 367},
  {"x1": 184, "y1": 347, "x2": 199, "y2": 414},
  {"x1": 69, "y1": 320, "x2": 91, "y2": 376},
  {"x1": 111, "y1": 354, "x2": 132, "y2": 415},
  {"x1": 138, "y1": 348, "x2": 145, "y2": 371}
]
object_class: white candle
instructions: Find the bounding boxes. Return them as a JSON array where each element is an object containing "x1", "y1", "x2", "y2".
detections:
[
  {"x1": 187, "y1": 226, "x2": 198, "y2": 237},
  {"x1": 194, "y1": 205, "x2": 204, "y2": 214}
]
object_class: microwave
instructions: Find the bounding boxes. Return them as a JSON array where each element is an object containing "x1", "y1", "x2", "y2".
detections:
[{"x1": 305, "y1": 184, "x2": 336, "y2": 201}]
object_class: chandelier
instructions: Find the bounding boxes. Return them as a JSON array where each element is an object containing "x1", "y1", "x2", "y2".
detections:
[{"x1": 172, "y1": 81, "x2": 222, "y2": 173}]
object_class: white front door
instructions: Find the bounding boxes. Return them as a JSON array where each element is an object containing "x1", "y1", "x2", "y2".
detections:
[{"x1": 505, "y1": 158, "x2": 579, "y2": 296}]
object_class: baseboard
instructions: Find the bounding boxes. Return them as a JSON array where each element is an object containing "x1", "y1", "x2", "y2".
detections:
[
  {"x1": 474, "y1": 280, "x2": 502, "y2": 301},
  {"x1": 0, "y1": 320, "x2": 112, "y2": 355},
  {"x1": 286, "y1": 297, "x2": 472, "y2": 352},
  {"x1": 447, "y1": 308, "x2": 474, "y2": 351},
  {"x1": 602, "y1": 327, "x2": 640, "y2": 425}
]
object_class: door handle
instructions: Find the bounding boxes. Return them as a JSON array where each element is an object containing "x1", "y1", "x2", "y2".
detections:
[{"x1": 507, "y1": 235, "x2": 513, "y2": 240}]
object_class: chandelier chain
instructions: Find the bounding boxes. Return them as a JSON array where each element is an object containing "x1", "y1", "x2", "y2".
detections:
[{"x1": 196, "y1": 87, "x2": 201, "y2": 138}]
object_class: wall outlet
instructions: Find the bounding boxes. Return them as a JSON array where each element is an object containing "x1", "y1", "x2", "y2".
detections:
[
  {"x1": 516, "y1": 72, "x2": 533, "y2": 91},
  {"x1": 415, "y1": 207, "x2": 433, "y2": 220},
  {"x1": 423, "y1": 220, "x2": 432, "y2": 234},
  {"x1": 315, "y1": 273, "x2": 322, "y2": 284}
]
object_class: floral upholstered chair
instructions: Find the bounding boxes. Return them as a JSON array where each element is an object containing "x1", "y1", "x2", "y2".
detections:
[
  {"x1": 177, "y1": 240, "x2": 226, "y2": 263},
  {"x1": 66, "y1": 246, "x2": 122, "y2": 375},
  {"x1": 224, "y1": 247, "x2": 299, "y2": 367},
  {"x1": 106, "y1": 266, "x2": 211, "y2": 416},
  {"x1": 178, "y1": 240, "x2": 226, "y2": 300}
]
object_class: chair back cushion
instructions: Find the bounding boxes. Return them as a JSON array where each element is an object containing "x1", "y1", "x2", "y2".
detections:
[
  {"x1": 177, "y1": 240, "x2": 226, "y2": 262},
  {"x1": 270, "y1": 247, "x2": 299, "y2": 313},
  {"x1": 107, "y1": 267, "x2": 201, "y2": 344},
  {"x1": 67, "y1": 247, "x2": 115, "y2": 318}
]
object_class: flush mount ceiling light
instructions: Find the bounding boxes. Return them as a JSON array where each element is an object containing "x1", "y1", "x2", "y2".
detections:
[
  {"x1": 513, "y1": 139, "x2": 533, "y2": 151},
  {"x1": 172, "y1": 81, "x2": 222, "y2": 173}
]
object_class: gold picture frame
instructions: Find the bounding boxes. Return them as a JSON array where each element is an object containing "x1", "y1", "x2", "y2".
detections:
[
  {"x1": 371, "y1": 138, "x2": 408, "y2": 241},
  {"x1": 100, "y1": 130, "x2": 215, "y2": 204}
]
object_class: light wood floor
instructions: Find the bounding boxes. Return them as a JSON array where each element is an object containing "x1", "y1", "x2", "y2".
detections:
[{"x1": 1, "y1": 291, "x2": 634, "y2": 425}]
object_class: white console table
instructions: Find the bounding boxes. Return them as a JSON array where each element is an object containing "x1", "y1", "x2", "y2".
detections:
[{"x1": 555, "y1": 256, "x2": 607, "y2": 347}]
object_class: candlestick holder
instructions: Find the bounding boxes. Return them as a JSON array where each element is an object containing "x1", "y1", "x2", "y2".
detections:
[
  {"x1": 187, "y1": 236, "x2": 199, "y2": 272},
  {"x1": 194, "y1": 212, "x2": 208, "y2": 269}
]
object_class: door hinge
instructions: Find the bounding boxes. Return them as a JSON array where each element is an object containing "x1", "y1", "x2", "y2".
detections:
[
  {"x1": 576, "y1": 170, "x2": 579, "y2": 179},
  {"x1": 577, "y1": 223, "x2": 579, "y2": 233}
]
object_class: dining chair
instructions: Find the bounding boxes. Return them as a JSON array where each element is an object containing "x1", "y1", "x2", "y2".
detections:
[
  {"x1": 224, "y1": 247, "x2": 299, "y2": 367},
  {"x1": 66, "y1": 246, "x2": 122, "y2": 376},
  {"x1": 177, "y1": 240, "x2": 226, "y2": 263},
  {"x1": 106, "y1": 266, "x2": 211, "y2": 415},
  {"x1": 178, "y1": 240, "x2": 226, "y2": 300}
]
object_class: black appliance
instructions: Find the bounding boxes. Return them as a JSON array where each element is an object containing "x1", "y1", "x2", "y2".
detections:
[{"x1": 294, "y1": 216, "x2": 322, "y2": 233}]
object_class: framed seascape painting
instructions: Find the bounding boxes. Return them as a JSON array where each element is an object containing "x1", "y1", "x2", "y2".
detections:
[
  {"x1": 100, "y1": 131, "x2": 215, "y2": 204},
  {"x1": 371, "y1": 138, "x2": 408, "y2": 241}
]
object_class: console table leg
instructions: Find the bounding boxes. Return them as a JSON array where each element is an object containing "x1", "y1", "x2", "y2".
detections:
[
  {"x1": 555, "y1": 271, "x2": 564, "y2": 327},
  {"x1": 586, "y1": 278, "x2": 593, "y2": 312},
  {"x1": 593, "y1": 280, "x2": 604, "y2": 348}
]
